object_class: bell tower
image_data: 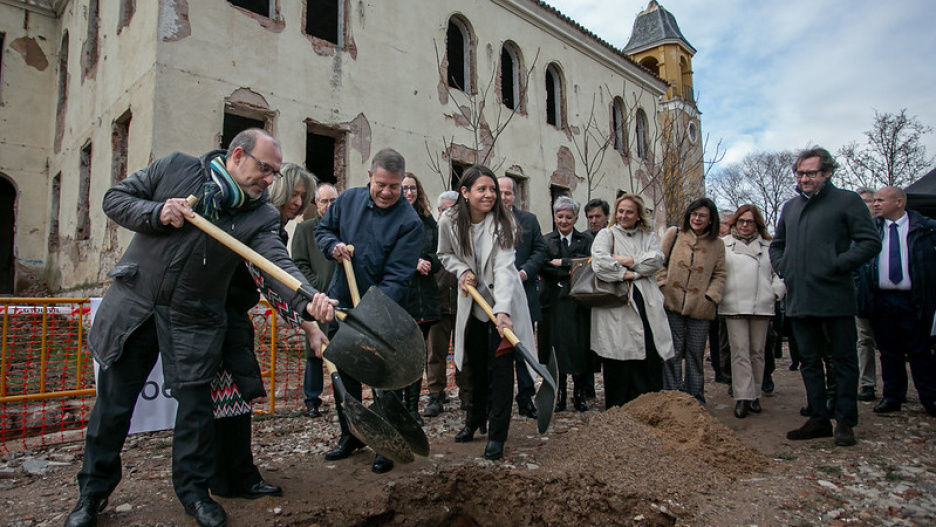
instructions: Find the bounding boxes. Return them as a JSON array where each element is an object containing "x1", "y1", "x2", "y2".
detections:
[{"x1": 624, "y1": 1, "x2": 703, "y2": 225}]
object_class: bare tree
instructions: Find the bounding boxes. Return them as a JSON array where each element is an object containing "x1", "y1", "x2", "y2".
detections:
[
  {"x1": 709, "y1": 150, "x2": 797, "y2": 231},
  {"x1": 837, "y1": 109, "x2": 935, "y2": 190},
  {"x1": 568, "y1": 90, "x2": 615, "y2": 201}
]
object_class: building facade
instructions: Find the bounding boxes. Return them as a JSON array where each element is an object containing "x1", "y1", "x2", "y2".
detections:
[{"x1": 0, "y1": 0, "x2": 698, "y2": 294}]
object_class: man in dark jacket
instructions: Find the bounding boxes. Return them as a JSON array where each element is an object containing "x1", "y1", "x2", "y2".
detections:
[
  {"x1": 293, "y1": 182, "x2": 340, "y2": 418},
  {"x1": 769, "y1": 147, "x2": 880, "y2": 447},
  {"x1": 858, "y1": 186, "x2": 936, "y2": 417},
  {"x1": 65, "y1": 129, "x2": 335, "y2": 527},
  {"x1": 498, "y1": 177, "x2": 547, "y2": 418},
  {"x1": 315, "y1": 148, "x2": 423, "y2": 474}
]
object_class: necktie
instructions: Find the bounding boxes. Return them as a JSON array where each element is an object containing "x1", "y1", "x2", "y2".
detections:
[
  {"x1": 562, "y1": 237, "x2": 570, "y2": 249},
  {"x1": 888, "y1": 222, "x2": 903, "y2": 284}
]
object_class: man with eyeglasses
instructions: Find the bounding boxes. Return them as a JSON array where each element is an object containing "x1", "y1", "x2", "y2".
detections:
[
  {"x1": 65, "y1": 128, "x2": 337, "y2": 527},
  {"x1": 769, "y1": 147, "x2": 879, "y2": 448},
  {"x1": 315, "y1": 148, "x2": 423, "y2": 474}
]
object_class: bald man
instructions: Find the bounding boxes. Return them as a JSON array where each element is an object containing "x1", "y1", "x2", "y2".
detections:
[{"x1": 858, "y1": 186, "x2": 936, "y2": 418}]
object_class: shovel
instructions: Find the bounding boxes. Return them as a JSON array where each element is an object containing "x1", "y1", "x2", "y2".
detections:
[
  {"x1": 464, "y1": 284, "x2": 558, "y2": 434},
  {"x1": 341, "y1": 254, "x2": 431, "y2": 458},
  {"x1": 182, "y1": 196, "x2": 418, "y2": 462},
  {"x1": 182, "y1": 196, "x2": 424, "y2": 389}
]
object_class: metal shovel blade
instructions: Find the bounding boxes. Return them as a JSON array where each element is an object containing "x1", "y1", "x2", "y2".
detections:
[
  {"x1": 370, "y1": 390, "x2": 430, "y2": 457},
  {"x1": 512, "y1": 338, "x2": 557, "y2": 434},
  {"x1": 323, "y1": 286, "x2": 426, "y2": 390}
]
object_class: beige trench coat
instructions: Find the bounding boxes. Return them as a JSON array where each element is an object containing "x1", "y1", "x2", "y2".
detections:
[
  {"x1": 437, "y1": 210, "x2": 536, "y2": 378},
  {"x1": 590, "y1": 225, "x2": 674, "y2": 362}
]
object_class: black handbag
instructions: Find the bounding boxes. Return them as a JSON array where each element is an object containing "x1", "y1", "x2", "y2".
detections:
[{"x1": 567, "y1": 234, "x2": 630, "y2": 308}]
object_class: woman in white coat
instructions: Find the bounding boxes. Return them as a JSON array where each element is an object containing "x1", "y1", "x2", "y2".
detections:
[
  {"x1": 591, "y1": 194, "x2": 674, "y2": 407},
  {"x1": 437, "y1": 165, "x2": 536, "y2": 461},
  {"x1": 721, "y1": 204, "x2": 785, "y2": 418}
]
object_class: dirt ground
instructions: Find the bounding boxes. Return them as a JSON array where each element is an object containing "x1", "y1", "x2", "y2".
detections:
[{"x1": 2, "y1": 353, "x2": 935, "y2": 527}]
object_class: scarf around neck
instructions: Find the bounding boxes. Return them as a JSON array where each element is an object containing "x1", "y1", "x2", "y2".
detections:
[{"x1": 202, "y1": 155, "x2": 247, "y2": 220}]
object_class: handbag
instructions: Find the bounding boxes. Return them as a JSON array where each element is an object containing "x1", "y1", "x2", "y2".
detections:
[{"x1": 567, "y1": 234, "x2": 630, "y2": 308}]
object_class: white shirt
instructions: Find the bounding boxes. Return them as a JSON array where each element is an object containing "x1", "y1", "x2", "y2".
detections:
[{"x1": 878, "y1": 213, "x2": 911, "y2": 291}]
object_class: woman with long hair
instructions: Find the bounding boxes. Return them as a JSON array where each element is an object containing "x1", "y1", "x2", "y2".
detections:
[
  {"x1": 437, "y1": 164, "x2": 534, "y2": 460},
  {"x1": 400, "y1": 173, "x2": 441, "y2": 424},
  {"x1": 591, "y1": 194, "x2": 674, "y2": 407},
  {"x1": 720, "y1": 204, "x2": 785, "y2": 418},
  {"x1": 657, "y1": 197, "x2": 726, "y2": 405},
  {"x1": 539, "y1": 196, "x2": 595, "y2": 412}
]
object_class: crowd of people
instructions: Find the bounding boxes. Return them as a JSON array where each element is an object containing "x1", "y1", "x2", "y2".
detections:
[{"x1": 64, "y1": 137, "x2": 936, "y2": 527}]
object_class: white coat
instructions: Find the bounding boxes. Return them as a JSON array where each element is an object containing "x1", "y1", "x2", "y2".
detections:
[
  {"x1": 720, "y1": 234, "x2": 786, "y2": 316},
  {"x1": 437, "y1": 209, "x2": 536, "y2": 378},
  {"x1": 590, "y1": 225, "x2": 674, "y2": 362}
]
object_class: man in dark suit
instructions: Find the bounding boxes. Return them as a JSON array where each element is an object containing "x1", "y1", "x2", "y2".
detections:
[
  {"x1": 858, "y1": 186, "x2": 936, "y2": 417},
  {"x1": 498, "y1": 177, "x2": 547, "y2": 418}
]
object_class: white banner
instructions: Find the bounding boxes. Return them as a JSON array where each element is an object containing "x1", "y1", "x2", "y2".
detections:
[{"x1": 89, "y1": 299, "x2": 178, "y2": 434}]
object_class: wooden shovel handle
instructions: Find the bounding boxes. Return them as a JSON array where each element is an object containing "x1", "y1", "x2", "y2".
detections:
[
  {"x1": 341, "y1": 245, "x2": 362, "y2": 306},
  {"x1": 463, "y1": 283, "x2": 521, "y2": 348}
]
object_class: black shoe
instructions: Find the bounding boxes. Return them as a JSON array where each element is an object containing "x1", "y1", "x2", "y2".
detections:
[
  {"x1": 734, "y1": 400, "x2": 749, "y2": 419},
  {"x1": 873, "y1": 399, "x2": 902, "y2": 414},
  {"x1": 455, "y1": 409, "x2": 479, "y2": 442},
  {"x1": 424, "y1": 394, "x2": 443, "y2": 417},
  {"x1": 857, "y1": 387, "x2": 876, "y2": 402},
  {"x1": 372, "y1": 454, "x2": 394, "y2": 474},
  {"x1": 762, "y1": 377, "x2": 775, "y2": 395},
  {"x1": 750, "y1": 399, "x2": 762, "y2": 414},
  {"x1": 555, "y1": 390, "x2": 567, "y2": 412},
  {"x1": 789, "y1": 363, "x2": 799, "y2": 371},
  {"x1": 518, "y1": 400, "x2": 537, "y2": 419},
  {"x1": 306, "y1": 405, "x2": 322, "y2": 418},
  {"x1": 800, "y1": 405, "x2": 812, "y2": 417},
  {"x1": 573, "y1": 390, "x2": 588, "y2": 412},
  {"x1": 483, "y1": 440, "x2": 504, "y2": 460},
  {"x1": 786, "y1": 419, "x2": 833, "y2": 441},
  {"x1": 64, "y1": 495, "x2": 108, "y2": 527},
  {"x1": 184, "y1": 498, "x2": 228, "y2": 527},
  {"x1": 215, "y1": 480, "x2": 282, "y2": 500},
  {"x1": 714, "y1": 374, "x2": 732, "y2": 385},
  {"x1": 834, "y1": 423, "x2": 856, "y2": 447},
  {"x1": 324, "y1": 435, "x2": 365, "y2": 461}
]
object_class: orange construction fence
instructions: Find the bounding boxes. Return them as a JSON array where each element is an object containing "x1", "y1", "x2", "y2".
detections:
[{"x1": 0, "y1": 298, "x2": 314, "y2": 453}]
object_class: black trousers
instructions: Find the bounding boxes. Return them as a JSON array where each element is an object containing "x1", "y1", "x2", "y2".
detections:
[
  {"x1": 210, "y1": 413, "x2": 262, "y2": 495},
  {"x1": 602, "y1": 288, "x2": 664, "y2": 408},
  {"x1": 77, "y1": 316, "x2": 215, "y2": 506},
  {"x1": 871, "y1": 291, "x2": 936, "y2": 411},
  {"x1": 790, "y1": 316, "x2": 859, "y2": 426},
  {"x1": 465, "y1": 317, "x2": 514, "y2": 443}
]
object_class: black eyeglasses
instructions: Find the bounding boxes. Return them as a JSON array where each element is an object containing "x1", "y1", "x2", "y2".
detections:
[
  {"x1": 244, "y1": 151, "x2": 282, "y2": 179},
  {"x1": 794, "y1": 169, "x2": 823, "y2": 179}
]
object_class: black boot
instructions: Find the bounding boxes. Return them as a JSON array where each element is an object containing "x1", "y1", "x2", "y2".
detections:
[
  {"x1": 573, "y1": 388, "x2": 588, "y2": 412},
  {"x1": 405, "y1": 379, "x2": 424, "y2": 426},
  {"x1": 64, "y1": 494, "x2": 108, "y2": 527},
  {"x1": 555, "y1": 376, "x2": 567, "y2": 412},
  {"x1": 455, "y1": 407, "x2": 479, "y2": 443}
]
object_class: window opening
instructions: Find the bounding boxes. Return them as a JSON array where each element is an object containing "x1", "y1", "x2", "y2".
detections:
[
  {"x1": 446, "y1": 20, "x2": 466, "y2": 91},
  {"x1": 77, "y1": 142, "x2": 92, "y2": 241},
  {"x1": 305, "y1": 0, "x2": 340, "y2": 45},
  {"x1": 112, "y1": 110, "x2": 132, "y2": 184},
  {"x1": 221, "y1": 114, "x2": 265, "y2": 150},
  {"x1": 229, "y1": 0, "x2": 272, "y2": 18},
  {"x1": 635, "y1": 109, "x2": 649, "y2": 160},
  {"x1": 48, "y1": 173, "x2": 61, "y2": 253},
  {"x1": 545, "y1": 64, "x2": 561, "y2": 126},
  {"x1": 501, "y1": 45, "x2": 516, "y2": 110},
  {"x1": 305, "y1": 131, "x2": 338, "y2": 186},
  {"x1": 613, "y1": 98, "x2": 626, "y2": 153}
]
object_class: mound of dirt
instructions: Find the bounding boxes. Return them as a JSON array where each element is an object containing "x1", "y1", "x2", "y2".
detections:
[{"x1": 622, "y1": 390, "x2": 771, "y2": 479}]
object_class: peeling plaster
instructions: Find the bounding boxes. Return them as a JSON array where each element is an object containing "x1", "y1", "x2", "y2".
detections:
[
  {"x1": 159, "y1": 0, "x2": 191, "y2": 42},
  {"x1": 227, "y1": 87, "x2": 270, "y2": 109},
  {"x1": 230, "y1": 5, "x2": 285, "y2": 33},
  {"x1": 347, "y1": 113, "x2": 371, "y2": 164},
  {"x1": 10, "y1": 37, "x2": 49, "y2": 71},
  {"x1": 551, "y1": 146, "x2": 578, "y2": 190}
]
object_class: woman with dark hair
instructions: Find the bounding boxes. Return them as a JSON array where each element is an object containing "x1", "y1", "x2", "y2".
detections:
[
  {"x1": 657, "y1": 197, "x2": 726, "y2": 405},
  {"x1": 437, "y1": 164, "x2": 534, "y2": 460},
  {"x1": 592, "y1": 194, "x2": 674, "y2": 407},
  {"x1": 400, "y1": 173, "x2": 441, "y2": 424},
  {"x1": 539, "y1": 196, "x2": 595, "y2": 412},
  {"x1": 721, "y1": 205, "x2": 785, "y2": 418}
]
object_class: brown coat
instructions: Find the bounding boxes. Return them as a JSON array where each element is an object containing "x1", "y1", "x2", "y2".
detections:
[{"x1": 656, "y1": 226, "x2": 726, "y2": 321}]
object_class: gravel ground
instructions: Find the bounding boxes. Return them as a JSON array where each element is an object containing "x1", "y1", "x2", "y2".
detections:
[{"x1": 1, "y1": 354, "x2": 934, "y2": 527}]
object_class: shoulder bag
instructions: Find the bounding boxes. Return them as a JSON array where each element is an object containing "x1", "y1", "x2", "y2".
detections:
[{"x1": 567, "y1": 233, "x2": 630, "y2": 308}]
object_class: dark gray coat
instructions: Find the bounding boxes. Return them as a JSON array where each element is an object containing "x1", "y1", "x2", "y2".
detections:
[
  {"x1": 89, "y1": 150, "x2": 313, "y2": 390},
  {"x1": 769, "y1": 181, "x2": 880, "y2": 318},
  {"x1": 511, "y1": 207, "x2": 547, "y2": 323}
]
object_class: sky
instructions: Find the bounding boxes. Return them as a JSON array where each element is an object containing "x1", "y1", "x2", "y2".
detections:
[{"x1": 543, "y1": 0, "x2": 936, "y2": 169}]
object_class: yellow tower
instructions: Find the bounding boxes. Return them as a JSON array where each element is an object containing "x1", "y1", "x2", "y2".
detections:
[{"x1": 624, "y1": 1, "x2": 704, "y2": 225}]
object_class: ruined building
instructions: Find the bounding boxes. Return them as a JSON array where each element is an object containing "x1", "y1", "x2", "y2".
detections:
[{"x1": 0, "y1": 0, "x2": 700, "y2": 294}]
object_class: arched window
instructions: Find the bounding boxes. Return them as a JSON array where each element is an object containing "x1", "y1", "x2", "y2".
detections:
[
  {"x1": 680, "y1": 56, "x2": 693, "y2": 101},
  {"x1": 635, "y1": 108, "x2": 649, "y2": 159},
  {"x1": 640, "y1": 57, "x2": 660, "y2": 77},
  {"x1": 545, "y1": 63, "x2": 563, "y2": 127},
  {"x1": 446, "y1": 17, "x2": 472, "y2": 92},
  {"x1": 54, "y1": 31, "x2": 69, "y2": 152},
  {"x1": 612, "y1": 97, "x2": 626, "y2": 153},
  {"x1": 500, "y1": 42, "x2": 522, "y2": 111}
]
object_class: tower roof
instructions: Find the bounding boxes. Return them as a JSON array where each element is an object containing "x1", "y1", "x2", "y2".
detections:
[{"x1": 623, "y1": 1, "x2": 695, "y2": 55}]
